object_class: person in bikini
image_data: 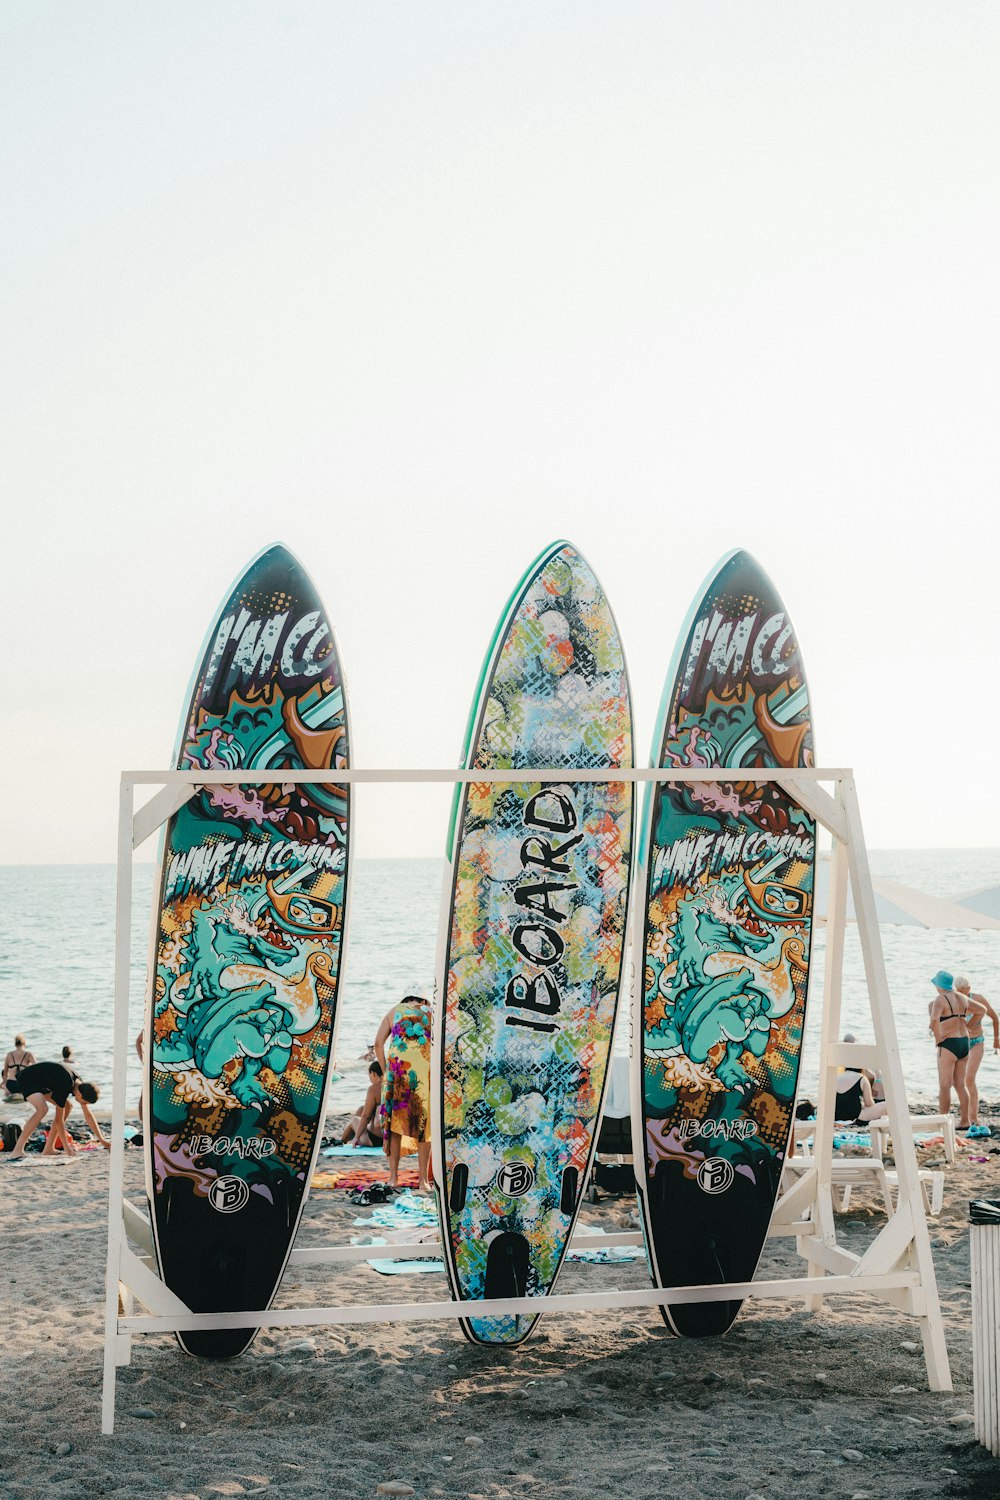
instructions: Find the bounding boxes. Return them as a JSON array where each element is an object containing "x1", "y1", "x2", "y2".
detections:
[
  {"x1": 929, "y1": 969, "x2": 973, "y2": 1127},
  {"x1": 954, "y1": 974, "x2": 998, "y2": 1135},
  {"x1": 3, "y1": 1034, "x2": 35, "y2": 1097}
]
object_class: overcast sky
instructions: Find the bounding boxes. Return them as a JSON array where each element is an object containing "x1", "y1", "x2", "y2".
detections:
[{"x1": 3, "y1": 3, "x2": 998, "y2": 863}]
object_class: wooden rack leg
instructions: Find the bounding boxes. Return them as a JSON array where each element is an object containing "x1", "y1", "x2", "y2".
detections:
[{"x1": 841, "y1": 775, "x2": 952, "y2": 1392}]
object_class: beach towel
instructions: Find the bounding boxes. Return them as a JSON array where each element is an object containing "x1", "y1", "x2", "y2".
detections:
[
  {"x1": 352, "y1": 1190, "x2": 439, "y2": 1229},
  {"x1": 311, "y1": 1166, "x2": 420, "y2": 1192},
  {"x1": 368, "y1": 1257, "x2": 446, "y2": 1275},
  {"x1": 320, "y1": 1145, "x2": 385, "y2": 1158},
  {"x1": 566, "y1": 1227, "x2": 646, "y2": 1264}
]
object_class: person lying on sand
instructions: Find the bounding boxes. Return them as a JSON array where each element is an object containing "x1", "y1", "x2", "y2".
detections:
[{"x1": 2, "y1": 1061, "x2": 109, "y2": 1160}]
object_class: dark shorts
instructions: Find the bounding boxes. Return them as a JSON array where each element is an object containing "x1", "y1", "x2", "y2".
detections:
[{"x1": 938, "y1": 1036, "x2": 970, "y2": 1060}]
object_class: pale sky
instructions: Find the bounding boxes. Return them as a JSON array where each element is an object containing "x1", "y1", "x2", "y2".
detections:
[{"x1": 3, "y1": 3, "x2": 998, "y2": 862}]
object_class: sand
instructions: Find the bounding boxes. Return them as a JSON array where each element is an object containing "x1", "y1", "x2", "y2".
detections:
[{"x1": 2, "y1": 1111, "x2": 999, "y2": 1500}]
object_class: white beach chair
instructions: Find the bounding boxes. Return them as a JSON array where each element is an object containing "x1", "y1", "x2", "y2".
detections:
[
  {"x1": 782, "y1": 1138, "x2": 944, "y2": 1217},
  {"x1": 869, "y1": 1113, "x2": 957, "y2": 1166}
]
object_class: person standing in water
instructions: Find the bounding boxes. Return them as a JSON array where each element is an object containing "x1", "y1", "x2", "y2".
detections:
[
  {"x1": 929, "y1": 969, "x2": 972, "y2": 1127},
  {"x1": 374, "y1": 995, "x2": 432, "y2": 1192},
  {"x1": 954, "y1": 974, "x2": 998, "y2": 1134}
]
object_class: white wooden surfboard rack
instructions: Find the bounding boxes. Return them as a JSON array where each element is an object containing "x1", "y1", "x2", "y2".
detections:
[{"x1": 101, "y1": 766, "x2": 952, "y2": 1436}]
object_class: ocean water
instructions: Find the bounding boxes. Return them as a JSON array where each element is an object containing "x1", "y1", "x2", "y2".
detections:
[{"x1": 1, "y1": 851, "x2": 999, "y2": 1116}]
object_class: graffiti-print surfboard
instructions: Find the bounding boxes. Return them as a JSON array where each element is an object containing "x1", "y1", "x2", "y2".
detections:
[
  {"x1": 635, "y1": 549, "x2": 815, "y2": 1337},
  {"x1": 435, "y1": 541, "x2": 634, "y2": 1345},
  {"x1": 146, "y1": 544, "x2": 350, "y2": 1357}
]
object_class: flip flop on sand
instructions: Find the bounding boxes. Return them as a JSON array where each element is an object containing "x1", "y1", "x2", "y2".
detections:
[{"x1": 349, "y1": 1184, "x2": 396, "y2": 1206}]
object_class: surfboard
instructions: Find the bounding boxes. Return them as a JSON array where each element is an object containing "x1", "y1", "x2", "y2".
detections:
[
  {"x1": 634, "y1": 549, "x2": 815, "y2": 1337},
  {"x1": 145, "y1": 543, "x2": 351, "y2": 1357},
  {"x1": 435, "y1": 540, "x2": 634, "y2": 1345}
]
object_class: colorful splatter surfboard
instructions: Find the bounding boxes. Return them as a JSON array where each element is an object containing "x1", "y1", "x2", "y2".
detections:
[
  {"x1": 635, "y1": 549, "x2": 815, "y2": 1337},
  {"x1": 435, "y1": 540, "x2": 634, "y2": 1345},
  {"x1": 145, "y1": 544, "x2": 351, "y2": 1357}
]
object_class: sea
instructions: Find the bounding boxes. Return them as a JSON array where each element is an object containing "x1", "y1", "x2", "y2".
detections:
[{"x1": 2, "y1": 851, "x2": 999, "y2": 1117}]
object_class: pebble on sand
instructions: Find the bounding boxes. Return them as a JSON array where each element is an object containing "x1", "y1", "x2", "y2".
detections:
[
  {"x1": 54, "y1": 1442, "x2": 73, "y2": 1456},
  {"x1": 464, "y1": 1435, "x2": 485, "y2": 1447},
  {"x1": 842, "y1": 1449, "x2": 864, "y2": 1461},
  {"x1": 376, "y1": 1483, "x2": 415, "y2": 1497}
]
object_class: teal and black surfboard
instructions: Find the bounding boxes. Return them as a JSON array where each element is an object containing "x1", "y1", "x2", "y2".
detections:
[
  {"x1": 145, "y1": 544, "x2": 351, "y2": 1357},
  {"x1": 635, "y1": 549, "x2": 815, "y2": 1337},
  {"x1": 434, "y1": 540, "x2": 634, "y2": 1345}
]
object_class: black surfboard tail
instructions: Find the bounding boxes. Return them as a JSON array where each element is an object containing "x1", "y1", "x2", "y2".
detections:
[
  {"x1": 644, "y1": 1157, "x2": 773, "y2": 1339},
  {"x1": 178, "y1": 1326, "x2": 259, "y2": 1359},
  {"x1": 658, "y1": 1237, "x2": 744, "y2": 1339},
  {"x1": 457, "y1": 1231, "x2": 541, "y2": 1347}
]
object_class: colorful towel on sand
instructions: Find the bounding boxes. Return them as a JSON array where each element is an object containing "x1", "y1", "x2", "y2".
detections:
[
  {"x1": 312, "y1": 1166, "x2": 420, "y2": 1192},
  {"x1": 321, "y1": 1145, "x2": 385, "y2": 1158},
  {"x1": 352, "y1": 1190, "x2": 439, "y2": 1228},
  {"x1": 831, "y1": 1130, "x2": 873, "y2": 1149}
]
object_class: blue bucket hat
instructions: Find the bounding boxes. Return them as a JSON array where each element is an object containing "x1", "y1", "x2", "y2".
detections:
[{"x1": 931, "y1": 969, "x2": 954, "y2": 990}]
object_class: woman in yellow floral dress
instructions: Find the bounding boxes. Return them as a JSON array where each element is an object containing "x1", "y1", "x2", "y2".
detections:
[{"x1": 374, "y1": 995, "x2": 432, "y2": 1191}]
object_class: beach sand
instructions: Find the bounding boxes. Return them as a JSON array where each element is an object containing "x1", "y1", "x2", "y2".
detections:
[{"x1": 2, "y1": 1113, "x2": 999, "y2": 1500}]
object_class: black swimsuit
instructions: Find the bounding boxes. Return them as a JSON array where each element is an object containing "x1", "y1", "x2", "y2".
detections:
[
  {"x1": 835, "y1": 1077, "x2": 865, "y2": 1122},
  {"x1": 936, "y1": 998, "x2": 971, "y2": 1060}
]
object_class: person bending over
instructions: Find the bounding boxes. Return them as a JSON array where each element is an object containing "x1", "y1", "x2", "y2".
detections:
[
  {"x1": 375, "y1": 995, "x2": 432, "y2": 1192},
  {"x1": 2, "y1": 1061, "x2": 109, "y2": 1160}
]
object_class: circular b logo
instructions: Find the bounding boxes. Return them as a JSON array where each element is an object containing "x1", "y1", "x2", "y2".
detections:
[
  {"x1": 697, "y1": 1157, "x2": 735, "y2": 1195},
  {"x1": 209, "y1": 1175, "x2": 250, "y2": 1214},
  {"x1": 495, "y1": 1161, "x2": 535, "y2": 1197}
]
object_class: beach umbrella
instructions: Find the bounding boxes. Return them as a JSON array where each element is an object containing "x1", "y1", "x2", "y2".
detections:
[
  {"x1": 813, "y1": 862, "x2": 1000, "y2": 931},
  {"x1": 952, "y1": 884, "x2": 1000, "y2": 923}
]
